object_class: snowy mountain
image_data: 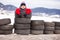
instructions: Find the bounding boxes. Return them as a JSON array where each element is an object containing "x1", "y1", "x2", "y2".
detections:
[
  {"x1": 0, "y1": 2, "x2": 60, "y2": 18},
  {"x1": 0, "y1": 3, "x2": 17, "y2": 11},
  {"x1": 32, "y1": 7, "x2": 60, "y2": 15},
  {"x1": 3, "y1": 5, "x2": 17, "y2": 11},
  {"x1": 0, "y1": 3, "x2": 4, "y2": 8},
  {"x1": 0, "y1": 2, "x2": 60, "y2": 15}
]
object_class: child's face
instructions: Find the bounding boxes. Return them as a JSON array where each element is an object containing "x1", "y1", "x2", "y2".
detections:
[{"x1": 20, "y1": 5, "x2": 26, "y2": 9}]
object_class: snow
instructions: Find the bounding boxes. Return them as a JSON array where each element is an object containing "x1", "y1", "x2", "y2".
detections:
[
  {"x1": 0, "y1": 10, "x2": 15, "y2": 25},
  {"x1": 0, "y1": 13, "x2": 15, "y2": 25},
  {"x1": 31, "y1": 16, "x2": 60, "y2": 22},
  {"x1": 0, "y1": 10, "x2": 60, "y2": 25}
]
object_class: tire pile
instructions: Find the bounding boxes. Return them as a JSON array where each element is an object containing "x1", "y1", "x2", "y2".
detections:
[
  {"x1": 44, "y1": 22, "x2": 55, "y2": 34},
  {"x1": 31, "y1": 20, "x2": 45, "y2": 35},
  {"x1": 14, "y1": 14, "x2": 31, "y2": 35},
  {"x1": 0, "y1": 16, "x2": 60, "y2": 35},
  {"x1": 54, "y1": 22, "x2": 60, "y2": 34},
  {"x1": 0, "y1": 18, "x2": 13, "y2": 34}
]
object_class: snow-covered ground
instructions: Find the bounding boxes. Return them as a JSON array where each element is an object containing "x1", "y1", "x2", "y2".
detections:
[
  {"x1": 32, "y1": 16, "x2": 60, "y2": 22},
  {"x1": 0, "y1": 13, "x2": 60, "y2": 25},
  {"x1": 0, "y1": 13, "x2": 15, "y2": 25},
  {"x1": 0, "y1": 10, "x2": 60, "y2": 25}
]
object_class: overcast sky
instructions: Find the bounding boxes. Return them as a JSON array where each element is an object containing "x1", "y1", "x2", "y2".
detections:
[{"x1": 0, "y1": 0, "x2": 60, "y2": 9}]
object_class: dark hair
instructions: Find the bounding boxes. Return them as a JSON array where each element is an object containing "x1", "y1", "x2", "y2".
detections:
[{"x1": 20, "y1": 3, "x2": 26, "y2": 6}]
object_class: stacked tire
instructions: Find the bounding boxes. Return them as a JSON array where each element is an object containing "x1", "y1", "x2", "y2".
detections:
[
  {"x1": 14, "y1": 13, "x2": 31, "y2": 35},
  {"x1": 31, "y1": 20, "x2": 44, "y2": 35},
  {"x1": 44, "y1": 22, "x2": 55, "y2": 34},
  {"x1": 54, "y1": 22, "x2": 60, "y2": 34},
  {"x1": 0, "y1": 18, "x2": 13, "y2": 34}
]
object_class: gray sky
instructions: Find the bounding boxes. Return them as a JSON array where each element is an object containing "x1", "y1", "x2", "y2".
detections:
[{"x1": 0, "y1": 0, "x2": 60, "y2": 9}]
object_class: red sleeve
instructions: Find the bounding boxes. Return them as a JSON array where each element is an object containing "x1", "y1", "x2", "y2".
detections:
[
  {"x1": 15, "y1": 8, "x2": 20, "y2": 15},
  {"x1": 26, "y1": 8, "x2": 32, "y2": 15}
]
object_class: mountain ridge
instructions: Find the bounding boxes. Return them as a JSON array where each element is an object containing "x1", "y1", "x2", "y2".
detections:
[{"x1": 0, "y1": 3, "x2": 60, "y2": 15}]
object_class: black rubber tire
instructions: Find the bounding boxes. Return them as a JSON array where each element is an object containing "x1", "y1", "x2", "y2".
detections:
[
  {"x1": 15, "y1": 13, "x2": 31, "y2": 18},
  {"x1": 15, "y1": 29, "x2": 30, "y2": 35},
  {"x1": 31, "y1": 20, "x2": 44, "y2": 30},
  {"x1": 0, "y1": 25, "x2": 13, "y2": 30},
  {"x1": 31, "y1": 20, "x2": 44, "y2": 26},
  {"x1": 3, "y1": 30, "x2": 12, "y2": 34},
  {"x1": 54, "y1": 22, "x2": 60, "y2": 26},
  {"x1": 0, "y1": 30, "x2": 4, "y2": 34},
  {"x1": 55, "y1": 26, "x2": 60, "y2": 30},
  {"x1": 14, "y1": 24, "x2": 30, "y2": 30},
  {"x1": 15, "y1": 18, "x2": 31, "y2": 24},
  {"x1": 44, "y1": 22, "x2": 55, "y2": 27},
  {"x1": 54, "y1": 30, "x2": 60, "y2": 34},
  {"x1": 44, "y1": 31, "x2": 54, "y2": 34},
  {"x1": 30, "y1": 30, "x2": 44, "y2": 35},
  {"x1": 0, "y1": 18, "x2": 11, "y2": 25},
  {"x1": 31, "y1": 25, "x2": 45, "y2": 30},
  {"x1": 26, "y1": 14, "x2": 31, "y2": 18},
  {"x1": 45, "y1": 27, "x2": 55, "y2": 31},
  {"x1": 0, "y1": 30, "x2": 12, "y2": 35}
]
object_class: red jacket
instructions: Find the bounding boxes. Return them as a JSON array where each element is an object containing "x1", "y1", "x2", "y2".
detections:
[{"x1": 15, "y1": 8, "x2": 31, "y2": 15}]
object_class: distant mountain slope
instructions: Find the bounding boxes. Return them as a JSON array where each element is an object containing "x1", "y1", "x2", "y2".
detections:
[
  {"x1": 0, "y1": 2, "x2": 60, "y2": 15},
  {"x1": 32, "y1": 7, "x2": 60, "y2": 15},
  {"x1": 3, "y1": 5, "x2": 17, "y2": 11},
  {"x1": 0, "y1": 3, "x2": 4, "y2": 8},
  {"x1": 0, "y1": 3, "x2": 17, "y2": 11}
]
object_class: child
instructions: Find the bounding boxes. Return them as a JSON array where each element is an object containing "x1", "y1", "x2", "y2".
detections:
[{"x1": 15, "y1": 3, "x2": 32, "y2": 18}]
